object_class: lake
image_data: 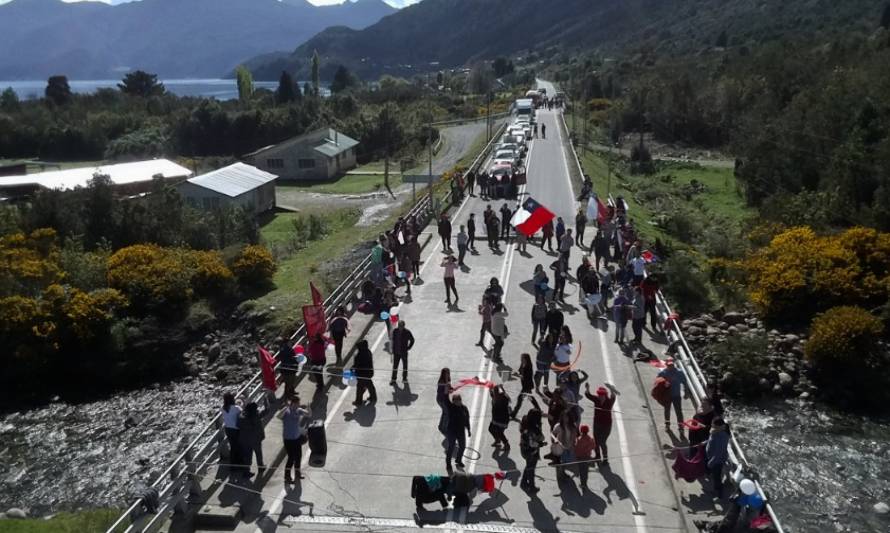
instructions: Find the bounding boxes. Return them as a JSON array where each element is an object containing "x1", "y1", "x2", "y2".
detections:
[{"x1": 0, "y1": 79, "x2": 322, "y2": 101}]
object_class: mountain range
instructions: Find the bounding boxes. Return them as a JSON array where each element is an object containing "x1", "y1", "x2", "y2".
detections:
[
  {"x1": 0, "y1": 0, "x2": 397, "y2": 79},
  {"x1": 244, "y1": 0, "x2": 885, "y2": 80}
]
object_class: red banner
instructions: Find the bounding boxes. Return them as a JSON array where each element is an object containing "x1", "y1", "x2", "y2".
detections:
[
  {"x1": 303, "y1": 304, "x2": 326, "y2": 338},
  {"x1": 310, "y1": 282, "x2": 324, "y2": 307},
  {"x1": 258, "y1": 346, "x2": 277, "y2": 391}
]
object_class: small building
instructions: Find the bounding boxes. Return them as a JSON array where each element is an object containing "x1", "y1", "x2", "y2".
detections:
[
  {"x1": 243, "y1": 128, "x2": 359, "y2": 181},
  {"x1": 177, "y1": 162, "x2": 277, "y2": 215},
  {"x1": 0, "y1": 159, "x2": 192, "y2": 199}
]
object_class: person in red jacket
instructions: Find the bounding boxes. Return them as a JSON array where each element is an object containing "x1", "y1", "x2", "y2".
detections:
[
  {"x1": 574, "y1": 425, "x2": 596, "y2": 489},
  {"x1": 640, "y1": 275, "x2": 660, "y2": 331},
  {"x1": 584, "y1": 383, "x2": 617, "y2": 466},
  {"x1": 307, "y1": 333, "x2": 327, "y2": 393}
]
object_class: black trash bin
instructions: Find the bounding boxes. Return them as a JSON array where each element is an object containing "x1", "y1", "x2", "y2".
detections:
[{"x1": 307, "y1": 419, "x2": 327, "y2": 467}]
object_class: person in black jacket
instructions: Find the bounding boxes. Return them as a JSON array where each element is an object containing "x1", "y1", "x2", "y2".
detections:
[
  {"x1": 390, "y1": 320, "x2": 415, "y2": 384},
  {"x1": 467, "y1": 213, "x2": 477, "y2": 252},
  {"x1": 488, "y1": 385, "x2": 511, "y2": 452},
  {"x1": 511, "y1": 353, "x2": 535, "y2": 419},
  {"x1": 437, "y1": 214, "x2": 453, "y2": 253},
  {"x1": 352, "y1": 339, "x2": 377, "y2": 405},
  {"x1": 276, "y1": 336, "x2": 299, "y2": 398},
  {"x1": 545, "y1": 302, "x2": 564, "y2": 337},
  {"x1": 445, "y1": 394, "x2": 471, "y2": 473}
]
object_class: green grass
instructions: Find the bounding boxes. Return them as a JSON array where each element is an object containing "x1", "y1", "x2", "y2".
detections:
[
  {"x1": 277, "y1": 173, "x2": 403, "y2": 195},
  {"x1": 0, "y1": 509, "x2": 120, "y2": 533},
  {"x1": 254, "y1": 207, "x2": 401, "y2": 333}
]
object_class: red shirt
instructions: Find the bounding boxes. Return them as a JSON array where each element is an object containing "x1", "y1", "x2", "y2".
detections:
[
  {"x1": 592, "y1": 395, "x2": 616, "y2": 427},
  {"x1": 641, "y1": 279, "x2": 659, "y2": 302},
  {"x1": 307, "y1": 338, "x2": 327, "y2": 364},
  {"x1": 574, "y1": 434, "x2": 596, "y2": 458}
]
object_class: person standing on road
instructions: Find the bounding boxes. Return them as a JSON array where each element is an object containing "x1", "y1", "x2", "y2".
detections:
[
  {"x1": 559, "y1": 229, "x2": 574, "y2": 263},
  {"x1": 390, "y1": 320, "x2": 415, "y2": 385},
  {"x1": 438, "y1": 213, "x2": 452, "y2": 253},
  {"x1": 221, "y1": 392, "x2": 243, "y2": 473},
  {"x1": 540, "y1": 219, "x2": 555, "y2": 252},
  {"x1": 531, "y1": 294, "x2": 548, "y2": 344},
  {"x1": 441, "y1": 255, "x2": 459, "y2": 307},
  {"x1": 307, "y1": 333, "x2": 327, "y2": 393},
  {"x1": 533, "y1": 123, "x2": 538, "y2": 138},
  {"x1": 491, "y1": 303, "x2": 509, "y2": 363},
  {"x1": 519, "y1": 401, "x2": 545, "y2": 493},
  {"x1": 467, "y1": 170, "x2": 476, "y2": 197},
  {"x1": 584, "y1": 383, "x2": 616, "y2": 465},
  {"x1": 545, "y1": 302, "x2": 564, "y2": 341},
  {"x1": 488, "y1": 385, "x2": 512, "y2": 451},
  {"x1": 541, "y1": 123, "x2": 546, "y2": 139},
  {"x1": 631, "y1": 287, "x2": 646, "y2": 345},
  {"x1": 406, "y1": 235, "x2": 421, "y2": 281},
  {"x1": 550, "y1": 258, "x2": 568, "y2": 302},
  {"x1": 511, "y1": 353, "x2": 535, "y2": 419},
  {"x1": 631, "y1": 254, "x2": 647, "y2": 286},
  {"x1": 239, "y1": 402, "x2": 265, "y2": 478},
  {"x1": 575, "y1": 208, "x2": 587, "y2": 248},
  {"x1": 467, "y1": 214, "x2": 477, "y2": 252},
  {"x1": 657, "y1": 357, "x2": 689, "y2": 433},
  {"x1": 445, "y1": 394, "x2": 471, "y2": 473},
  {"x1": 500, "y1": 203, "x2": 512, "y2": 241},
  {"x1": 329, "y1": 307, "x2": 350, "y2": 366},
  {"x1": 534, "y1": 331, "x2": 556, "y2": 390},
  {"x1": 276, "y1": 336, "x2": 299, "y2": 399},
  {"x1": 436, "y1": 368, "x2": 453, "y2": 435},
  {"x1": 486, "y1": 213, "x2": 500, "y2": 250},
  {"x1": 352, "y1": 339, "x2": 377, "y2": 405},
  {"x1": 555, "y1": 217, "x2": 566, "y2": 244},
  {"x1": 477, "y1": 295, "x2": 493, "y2": 346},
  {"x1": 456, "y1": 225, "x2": 469, "y2": 267},
  {"x1": 281, "y1": 395, "x2": 311, "y2": 483},
  {"x1": 706, "y1": 418, "x2": 731, "y2": 499},
  {"x1": 612, "y1": 289, "x2": 630, "y2": 344},
  {"x1": 594, "y1": 230, "x2": 610, "y2": 271},
  {"x1": 574, "y1": 425, "x2": 596, "y2": 489},
  {"x1": 641, "y1": 275, "x2": 660, "y2": 330}
]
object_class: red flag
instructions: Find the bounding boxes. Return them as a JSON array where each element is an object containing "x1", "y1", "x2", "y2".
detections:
[
  {"x1": 596, "y1": 197, "x2": 609, "y2": 225},
  {"x1": 310, "y1": 282, "x2": 324, "y2": 307},
  {"x1": 303, "y1": 304, "x2": 326, "y2": 338},
  {"x1": 259, "y1": 346, "x2": 277, "y2": 390}
]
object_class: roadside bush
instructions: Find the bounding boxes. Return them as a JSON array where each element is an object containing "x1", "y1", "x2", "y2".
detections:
[
  {"x1": 232, "y1": 244, "x2": 276, "y2": 288},
  {"x1": 743, "y1": 226, "x2": 890, "y2": 321},
  {"x1": 661, "y1": 251, "x2": 713, "y2": 315},
  {"x1": 0, "y1": 229, "x2": 64, "y2": 298},
  {"x1": 107, "y1": 244, "x2": 192, "y2": 315},
  {"x1": 183, "y1": 249, "x2": 233, "y2": 298},
  {"x1": 805, "y1": 306, "x2": 890, "y2": 409}
]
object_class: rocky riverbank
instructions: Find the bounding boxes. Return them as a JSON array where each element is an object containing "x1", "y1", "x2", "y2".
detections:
[{"x1": 680, "y1": 310, "x2": 820, "y2": 400}]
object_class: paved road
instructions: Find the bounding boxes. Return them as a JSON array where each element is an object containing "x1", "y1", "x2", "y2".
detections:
[{"x1": 189, "y1": 106, "x2": 713, "y2": 533}]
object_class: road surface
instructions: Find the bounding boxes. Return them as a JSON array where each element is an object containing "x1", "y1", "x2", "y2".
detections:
[{"x1": 184, "y1": 105, "x2": 715, "y2": 533}]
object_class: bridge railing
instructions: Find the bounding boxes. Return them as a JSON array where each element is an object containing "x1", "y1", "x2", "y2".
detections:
[
  {"x1": 105, "y1": 120, "x2": 508, "y2": 533},
  {"x1": 558, "y1": 112, "x2": 785, "y2": 533}
]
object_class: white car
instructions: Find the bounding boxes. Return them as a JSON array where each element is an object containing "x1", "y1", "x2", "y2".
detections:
[{"x1": 493, "y1": 150, "x2": 520, "y2": 166}]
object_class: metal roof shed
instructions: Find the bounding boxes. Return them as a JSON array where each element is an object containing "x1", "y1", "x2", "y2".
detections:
[{"x1": 177, "y1": 163, "x2": 278, "y2": 214}]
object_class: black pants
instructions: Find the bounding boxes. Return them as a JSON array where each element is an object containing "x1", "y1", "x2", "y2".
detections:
[
  {"x1": 356, "y1": 377, "x2": 377, "y2": 403},
  {"x1": 445, "y1": 431, "x2": 466, "y2": 468},
  {"x1": 412, "y1": 260, "x2": 420, "y2": 278},
  {"x1": 531, "y1": 319, "x2": 546, "y2": 341},
  {"x1": 487, "y1": 232, "x2": 498, "y2": 248},
  {"x1": 332, "y1": 332, "x2": 345, "y2": 361},
  {"x1": 534, "y1": 369, "x2": 549, "y2": 388},
  {"x1": 444, "y1": 277, "x2": 458, "y2": 302},
  {"x1": 501, "y1": 223, "x2": 510, "y2": 239},
  {"x1": 540, "y1": 235, "x2": 553, "y2": 251},
  {"x1": 489, "y1": 422, "x2": 508, "y2": 446},
  {"x1": 554, "y1": 278, "x2": 566, "y2": 300},
  {"x1": 225, "y1": 427, "x2": 241, "y2": 468},
  {"x1": 593, "y1": 424, "x2": 611, "y2": 460},
  {"x1": 510, "y1": 388, "x2": 533, "y2": 417},
  {"x1": 645, "y1": 299, "x2": 658, "y2": 330},
  {"x1": 521, "y1": 454, "x2": 539, "y2": 488},
  {"x1": 710, "y1": 462, "x2": 725, "y2": 498},
  {"x1": 391, "y1": 352, "x2": 408, "y2": 382},
  {"x1": 468, "y1": 232, "x2": 476, "y2": 250},
  {"x1": 576, "y1": 227, "x2": 585, "y2": 247},
  {"x1": 492, "y1": 334, "x2": 504, "y2": 362},
  {"x1": 284, "y1": 436, "x2": 306, "y2": 473},
  {"x1": 441, "y1": 234, "x2": 451, "y2": 251},
  {"x1": 458, "y1": 244, "x2": 467, "y2": 265},
  {"x1": 479, "y1": 322, "x2": 491, "y2": 344},
  {"x1": 632, "y1": 317, "x2": 644, "y2": 343}
]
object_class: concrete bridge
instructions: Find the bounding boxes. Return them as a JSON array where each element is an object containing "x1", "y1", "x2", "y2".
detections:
[{"x1": 108, "y1": 82, "x2": 782, "y2": 533}]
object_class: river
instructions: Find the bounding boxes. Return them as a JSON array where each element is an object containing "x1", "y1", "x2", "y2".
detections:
[
  {"x1": 2, "y1": 384, "x2": 888, "y2": 531},
  {"x1": 0, "y1": 79, "x2": 329, "y2": 101}
]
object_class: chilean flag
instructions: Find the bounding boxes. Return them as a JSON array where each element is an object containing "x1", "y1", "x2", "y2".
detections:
[
  {"x1": 586, "y1": 195, "x2": 609, "y2": 225},
  {"x1": 510, "y1": 197, "x2": 555, "y2": 237}
]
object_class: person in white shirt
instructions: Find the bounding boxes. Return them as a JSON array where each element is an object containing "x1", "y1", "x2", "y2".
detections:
[
  {"x1": 631, "y1": 255, "x2": 647, "y2": 286},
  {"x1": 220, "y1": 392, "x2": 243, "y2": 471}
]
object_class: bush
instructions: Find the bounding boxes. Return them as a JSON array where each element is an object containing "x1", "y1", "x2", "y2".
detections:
[
  {"x1": 805, "y1": 306, "x2": 890, "y2": 409},
  {"x1": 232, "y1": 244, "x2": 276, "y2": 288},
  {"x1": 743, "y1": 226, "x2": 890, "y2": 321},
  {"x1": 107, "y1": 244, "x2": 192, "y2": 315},
  {"x1": 183, "y1": 249, "x2": 233, "y2": 298},
  {"x1": 661, "y1": 251, "x2": 713, "y2": 314}
]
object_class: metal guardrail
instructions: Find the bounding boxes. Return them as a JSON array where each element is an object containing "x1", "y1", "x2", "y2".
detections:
[
  {"x1": 430, "y1": 111, "x2": 510, "y2": 128},
  {"x1": 558, "y1": 112, "x2": 785, "y2": 533},
  {"x1": 105, "y1": 119, "x2": 509, "y2": 533}
]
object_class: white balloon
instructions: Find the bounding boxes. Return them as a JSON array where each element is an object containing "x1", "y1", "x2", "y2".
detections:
[
  {"x1": 739, "y1": 478, "x2": 756, "y2": 495},
  {"x1": 389, "y1": 306, "x2": 401, "y2": 316},
  {"x1": 348, "y1": 376, "x2": 358, "y2": 387}
]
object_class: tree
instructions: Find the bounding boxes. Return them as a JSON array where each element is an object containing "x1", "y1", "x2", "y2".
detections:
[
  {"x1": 0, "y1": 88, "x2": 19, "y2": 112},
  {"x1": 330, "y1": 65, "x2": 356, "y2": 94},
  {"x1": 83, "y1": 174, "x2": 116, "y2": 250},
  {"x1": 275, "y1": 71, "x2": 297, "y2": 104},
  {"x1": 492, "y1": 57, "x2": 514, "y2": 77},
  {"x1": 45, "y1": 75, "x2": 72, "y2": 106},
  {"x1": 235, "y1": 65, "x2": 254, "y2": 103},
  {"x1": 375, "y1": 103, "x2": 403, "y2": 198},
  {"x1": 882, "y1": 3, "x2": 890, "y2": 29},
  {"x1": 468, "y1": 63, "x2": 494, "y2": 95},
  {"x1": 118, "y1": 70, "x2": 165, "y2": 97},
  {"x1": 311, "y1": 50, "x2": 321, "y2": 96}
]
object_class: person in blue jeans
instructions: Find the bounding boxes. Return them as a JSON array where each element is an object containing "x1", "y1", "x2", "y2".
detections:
[{"x1": 657, "y1": 357, "x2": 689, "y2": 433}]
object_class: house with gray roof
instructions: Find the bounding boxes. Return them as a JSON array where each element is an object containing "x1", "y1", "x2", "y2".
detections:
[
  {"x1": 177, "y1": 163, "x2": 277, "y2": 215},
  {"x1": 243, "y1": 127, "x2": 359, "y2": 181}
]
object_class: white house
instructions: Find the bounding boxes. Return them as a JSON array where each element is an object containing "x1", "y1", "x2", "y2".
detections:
[
  {"x1": 243, "y1": 127, "x2": 359, "y2": 181},
  {"x1": 177, "y1": 163, "x2": 277, "y2": 215}
]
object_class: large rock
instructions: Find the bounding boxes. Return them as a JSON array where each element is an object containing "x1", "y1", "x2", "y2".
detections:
[
  {"x1": 778, "y1": 372, "x2": 793, "y2": 387},
  {"x1": 874, "y1": 502, "x2": 889, "y2": 514},
  {"x1": 723, "y1": 311, "x2": 746, "y2": 325},
  {"x1": 686, "y1": 325, "x2": 705, "y2": 336},
  {"x1": 5, "y1": 508, "x2": 27, "y2": 519},
  {"x1": 206, "y1": 342, "x2": 222, "y2": 361}
]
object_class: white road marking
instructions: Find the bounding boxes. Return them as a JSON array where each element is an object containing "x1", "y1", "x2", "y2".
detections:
[
  {"x1": 554, "y1": 108, "x2": 648, "y2": 532},
  {"x1": 282, "y1": 512, "x2": 611, "y2": 532}
]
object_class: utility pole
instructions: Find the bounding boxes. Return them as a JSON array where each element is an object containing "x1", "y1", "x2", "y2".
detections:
[
  {"x1": 571, "y1": 73, "x2": 577, "y2": 143},
  {"x1": 427, "y1": 72, "x2": 434, "y2": 214},
  {"x1": 487, "y1": 91, "x2": 491, "y2": 140}
]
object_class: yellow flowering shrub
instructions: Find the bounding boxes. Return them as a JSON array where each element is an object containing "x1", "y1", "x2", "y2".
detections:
[
  {"x1": 0, "y1": 229, "x2": 64, "y2": 297},
  {"x1": 232, "y1": 244, "x2": 276, "y2": 287},
  {"x1": 63, "y1": 288, "x2": 127, "y2": 340},
  {"x1": 806, "y1": 306, "x2": 883, "y2": 368},
  {"x1": 0, "y1": 295, "x2": 41, "y2": 336},
  {"x1": 182, "y1": 250, "x2": 233, "y2": 297},
  {"x1": 743, "y1": 226, "x2": 890, "y2": 319},
  {"x1": 107, "y1": 244, "x2": 192, "y2": 313}
]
